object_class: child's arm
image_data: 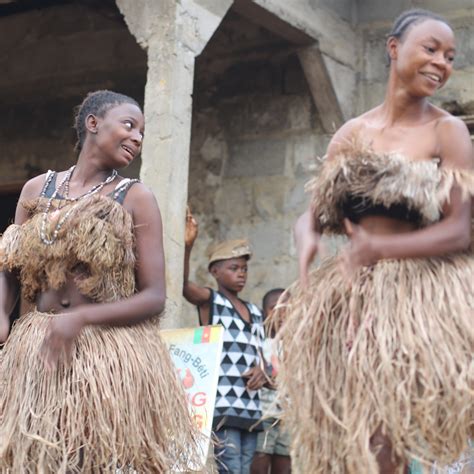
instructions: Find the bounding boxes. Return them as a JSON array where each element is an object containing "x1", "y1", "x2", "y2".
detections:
[{"x1": 183, "y1": 209, "x2": 212, "y2": 324}]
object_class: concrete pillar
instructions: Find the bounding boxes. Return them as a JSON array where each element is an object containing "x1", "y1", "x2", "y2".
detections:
[{"x1": 116, "y1": 0, "x2": 232, "y2": 327}]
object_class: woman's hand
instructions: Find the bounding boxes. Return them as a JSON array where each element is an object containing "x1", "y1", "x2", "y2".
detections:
[
  {"x1": 185, "y1": 207, "x2": 198, "y2": 249},
  {"x1": 0, "y1": 313, "x2": 9, "y2": 343},
  {"x1": 295, "y1": 210, "x2": 322, "y2": 287},
  {"x1": 40, "y1": 310, "x2": 86, "y2": 370},
  {"x1": 341, "y1": 219, "x2": 381, "y2": 276}
]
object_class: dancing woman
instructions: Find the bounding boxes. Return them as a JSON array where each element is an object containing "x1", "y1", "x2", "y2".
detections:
[
  {"x1": 276, "y1": 10, "x2": 473, "y2": 474},
  {"x1": 0, "y1": 90, "x2": 200, "y2": 472}
]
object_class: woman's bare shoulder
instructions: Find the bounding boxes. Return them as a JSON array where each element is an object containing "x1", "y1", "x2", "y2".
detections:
[
  {"x1": 19, "y1": 173, "x2": 50, "y2": 200},
  {"x1": 435, "y1": 113, "x2": 472, "y2": 168},
  {"x1": 120, "y1": 181, "x2": 161, "y2": 220},
  {"x1": 327, "y1": 114, "x2": 371, "y2": 157}
]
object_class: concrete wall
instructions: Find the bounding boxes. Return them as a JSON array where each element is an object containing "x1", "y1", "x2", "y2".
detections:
[
  {"x1": 0, "y1": 3, "x2": 146, "y2": 187},
  {"x1": 184, "y1": 11, "x2": 334, "y2": 319}
]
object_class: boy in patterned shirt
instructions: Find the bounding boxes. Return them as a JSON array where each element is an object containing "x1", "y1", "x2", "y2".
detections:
[{"x1": 184, "y1": 209, "x2": 267, "y2": 474}]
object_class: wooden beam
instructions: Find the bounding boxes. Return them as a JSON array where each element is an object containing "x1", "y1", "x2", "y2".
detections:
[
  {"x1": 232, "y1": 0, "x2": 314, "y2": 46},
  {"x1": 298, "y1": 45, "x2": 344, "y2": 133}
]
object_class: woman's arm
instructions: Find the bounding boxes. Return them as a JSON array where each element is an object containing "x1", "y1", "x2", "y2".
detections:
[
  {"x1": 294, "y1": 209, "x2": 322, "y2": 286},
  {"x1": 0, "y1": 175, "x2": 45, "y2": 342},
  {"x1": 0, "y1": 272, "x2": 17, "y2": 342},
  {"x1": 75, "y1": 183, "x2": 167, "y2": 326},
  {"x1": 295, "y1": 119, "x2": 359, "y2": 284},
  {"x1": 345, "y1": 117, "x2": 473, "y2": 266}
]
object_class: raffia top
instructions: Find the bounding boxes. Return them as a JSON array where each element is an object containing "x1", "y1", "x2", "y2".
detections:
[
  {"x1": 0, "y1": 195, "x2": 136, "y2": 303},
  {"x1": 307, "y1": 145, "x2": 474, "y2": 235}
]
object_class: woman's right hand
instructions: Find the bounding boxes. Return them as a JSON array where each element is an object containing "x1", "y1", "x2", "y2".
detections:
[
  {"x1": 185, "y1": 207, "x2": 198, "y2": 248},
  {"x1": 40, "y1": 310, "x2": 85, "y2": 370},
  {"x1": 295, "y1": 210, "x2": 322, "y2": 287},
  {"x1": 0, "y1": 313, "x2": 10, "y2": 343}
]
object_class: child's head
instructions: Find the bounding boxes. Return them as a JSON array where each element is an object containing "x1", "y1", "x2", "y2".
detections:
[
  {"x1": 208, "y1": 239, "x2": 251, "y2": 293},
  {"x1": 262, "y1": 288, "x2": 285, "y2": 320}
]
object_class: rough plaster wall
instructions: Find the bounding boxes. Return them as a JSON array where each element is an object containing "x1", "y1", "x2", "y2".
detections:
[
  {"x1": 356, "y1": 1, "x2": 474, "y2": 114},
  {"x1": 248, "y1": 0, "x2": 359, "y2": 121},
  {"x1": 0, "y1": 99, "x2": 78, "y2": 184},
  {"x1": 185, "y1": 15, "x2": 336, "y2": 313},
  {"x1": 314, "y1": 0, "x2": 356, "y2": 24},
  {"x1": 356, "y1": 0, "x2": 473, "y2": 22},
  {"x1": 0, "y1": 4, "x2": 146, "y2": 187},
  {"x1": 251, "y1": 0, "x2": 357, "y2": 67}
]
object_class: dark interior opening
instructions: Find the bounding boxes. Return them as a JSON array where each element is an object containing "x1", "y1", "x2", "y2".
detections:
[
  {"x1": 0, "y1": 191, "x2": 21, "y2": 328},
  {"x1": 0, "y1": 192, "x2": 18, "y2": 233}
]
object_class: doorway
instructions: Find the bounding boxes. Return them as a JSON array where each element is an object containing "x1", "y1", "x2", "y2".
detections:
[
  {"x1": 0, "y1": 183, "x2": 22, "y2": 328},
  {"x1": 0, "y1": 190, "x2": 19, "y2": 233}
]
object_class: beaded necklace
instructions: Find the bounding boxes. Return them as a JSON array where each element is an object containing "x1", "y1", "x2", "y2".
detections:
[{"x1": 40, "y1": 165, "x2": 117, "y2": 245}]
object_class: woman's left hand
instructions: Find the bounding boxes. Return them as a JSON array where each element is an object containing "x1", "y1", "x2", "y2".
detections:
[
  {"x1": 341, "y1": 219, "x2": 381, "y2": 275},
  {"x1": 40, "y1": 310, "x2": 85, "y2": 370}
]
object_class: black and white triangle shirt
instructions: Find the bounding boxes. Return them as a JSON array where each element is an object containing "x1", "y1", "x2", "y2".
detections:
[{"x1": 202, "y1": 289, "x2": 265, "y2": 431}]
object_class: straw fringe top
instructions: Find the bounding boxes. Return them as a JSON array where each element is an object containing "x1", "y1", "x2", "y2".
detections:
[
  {"x1": 307, "y1": 143, "x2": 474, "y2": 234},
  {"x1": 0, "y1": 195, "x2": 136, "y2": 303}
]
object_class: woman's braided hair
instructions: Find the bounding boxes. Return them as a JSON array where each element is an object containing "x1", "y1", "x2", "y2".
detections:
[
  {"x1": 386, "y1": 9, "x2": 449, "y2": 63},
  {"x1": 73, "y1": 90, "x2": 140, "y2": 151}
]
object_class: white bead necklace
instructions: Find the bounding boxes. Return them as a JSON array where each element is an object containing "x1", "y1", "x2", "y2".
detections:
[{"x1": 40, "y1": 165, "x2": 117, "y2": 245}]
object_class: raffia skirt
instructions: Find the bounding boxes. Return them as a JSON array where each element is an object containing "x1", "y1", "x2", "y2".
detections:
[
  {"x1": 275, "y1": 252, "x2": 473, "y2": 474},
  {"x1": 0, "y1": 311, "x2": 201, "y2": 473}
]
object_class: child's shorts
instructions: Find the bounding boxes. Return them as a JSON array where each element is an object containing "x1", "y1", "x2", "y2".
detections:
[{"x1": 255, "y1": 418, "x2": 290, "y2": 456}]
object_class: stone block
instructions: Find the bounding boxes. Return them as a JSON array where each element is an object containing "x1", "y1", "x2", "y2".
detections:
[
  {"x1": 220, "y1": 96, "x2": 292, "y2": 138},
  {"x1": 214, "y1": 178, "x2": 254, "y2": 220},
  {"x1": 449, "y1": 25, "x2": 473, "y2": 69},
  {"x1": 361, "y1": 31, "x2": 389, "y2": 83},
  {"x1": 252, "y1": 176, "x2": 289, "y2": 218},
  {"x1": 317, "y1": 0, "x2": 354, "y2": 23},
  {"x1": 434, "y1": 68, "x2": 474, "y2": 107},
  {"x1": 288, "y1": 134, "x2": 330, "y2": 178},
  {"x1": 225, "y1": 138, "x2": 287, "y2": 177},
  {"x1": 284, "y1": 180, "x2": 310, "y2": 214},
  {"x1": 200, "y1": 134, "x2": 228, "y2": 165},
  {"x1": 226, "y1": 218, "x2": 288, "y2": 261},
  {"x1": 287, "y1": 95, "x2": 314, "y2": 131},
  {"x1": 216, "y1": 61, "x2": 281, "y2": 99}
]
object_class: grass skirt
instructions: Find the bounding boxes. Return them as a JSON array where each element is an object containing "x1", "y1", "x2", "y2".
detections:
[
  {"x1": 275, "y1": 253, "x2": 473, "y2": 473},
  {"x1": 0, "y1": 311, "x2": 201, "y2": 473}
]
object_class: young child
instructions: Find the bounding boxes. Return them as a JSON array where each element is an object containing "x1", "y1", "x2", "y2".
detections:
[
  {"x1": 251, "y1": 288, "x2": 291, "y2": 474},
  {"x1": 183, "y1": 209, "x2": 267, "y2": 474}
]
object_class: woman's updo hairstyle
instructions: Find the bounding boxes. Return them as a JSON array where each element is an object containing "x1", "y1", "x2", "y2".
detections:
[
  {"x1": 73, "y1": 90, "x2": 140, "y2": 151},
  {"x1": 386, "y1": 9, "x2": 449, "y2": 63}
]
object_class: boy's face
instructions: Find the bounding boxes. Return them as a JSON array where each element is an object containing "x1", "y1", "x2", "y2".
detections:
[
  {"x1": 211, "y1": 257, "x2": 248, "y2": 293},
  {"x1": 263, "y1": 292, "x2": 283, "y2": 319}
]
